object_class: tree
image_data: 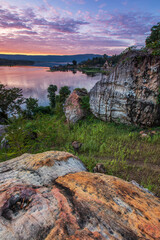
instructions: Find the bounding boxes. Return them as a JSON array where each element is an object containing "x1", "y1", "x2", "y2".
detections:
[
  {"x1": 72, "y1": 60, "x2": 77, "y2": 66},
  {"x1": 0, "y1": 84, "x2": 24, "y2": 121},
  {"x1": 103, "y1": 54, "x2": 108, "y2": 60},
  {"x1": 47, "y1": 85, "x2": 57, "y2": 108},
  {"x1": 59, "y1": 86, "x2": 71, "y2": 104},
  {"x1": 25, "y1": 97, "x2": 38, "y2": 118},
  {"x1": 146, "y1": 22, "x2": 160, "y2": 46}
]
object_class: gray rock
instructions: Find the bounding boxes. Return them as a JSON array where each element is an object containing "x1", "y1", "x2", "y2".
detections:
[
  {"x1": 0, "y1": 151, "x2": 87, "y2": 186},
  {"x1": 131, "y1": 180, "x2": 154, "y2": 195},
  {"x1": 90, "y1": 50, "x2": 160, "y2": 126}
]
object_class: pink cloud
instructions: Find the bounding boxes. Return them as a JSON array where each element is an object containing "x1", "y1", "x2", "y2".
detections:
[{"x1": 0, "y1": 4, "x2": 159, "y2": 55}]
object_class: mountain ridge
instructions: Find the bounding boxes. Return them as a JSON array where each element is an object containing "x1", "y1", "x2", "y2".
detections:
[{"x1": 0, "y1": 54, "x2": 101, "y2": 67}]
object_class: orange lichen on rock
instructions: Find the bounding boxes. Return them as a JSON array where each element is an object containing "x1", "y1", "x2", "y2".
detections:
[
  {"x1": 46, "y1": 186, "x2": 104, "y2": 240},
  {"x1": 25, "y1": 151, "x2": 76, "y2": 169},
  {"x1": 56, "y1": 172, "x2": 160, "y2": 239}
]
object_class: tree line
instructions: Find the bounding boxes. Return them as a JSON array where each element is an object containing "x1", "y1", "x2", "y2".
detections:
[{"x1": 0, "y1": 84, "x2": 71, "y2": 122}]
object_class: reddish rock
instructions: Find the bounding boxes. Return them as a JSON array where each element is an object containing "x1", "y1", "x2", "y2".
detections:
[
  {"x1": 56, "y1": 172, "x2": 160, "y2": 239},
  {"x1": 64, "y1": 89, "x2": 88, "y2": 123}
]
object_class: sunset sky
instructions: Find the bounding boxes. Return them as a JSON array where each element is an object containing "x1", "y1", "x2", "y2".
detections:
[{"x1": 0, "y1": 0, "x2": 159, "y2": 55}]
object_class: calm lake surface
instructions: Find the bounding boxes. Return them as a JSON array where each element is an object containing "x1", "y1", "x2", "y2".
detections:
[{"x1": 0, "y1": 66, "x2": 100, "y2": 106}]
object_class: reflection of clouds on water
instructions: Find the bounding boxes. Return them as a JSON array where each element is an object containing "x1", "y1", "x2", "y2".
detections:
[
  {"x1": 23, "y1": 88, "x2": 48, "y2": 106},
  {"x1": 0, "y1": 66, "x2": 100, "y2": 106}
]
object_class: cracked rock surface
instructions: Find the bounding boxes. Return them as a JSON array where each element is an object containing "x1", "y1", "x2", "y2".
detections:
[
  {"x1": 0, "y1": 151, "x2": 159, "y2": 239},
  {"x1": 90, "y1": 50, "x2": 160, "y2": 126}
]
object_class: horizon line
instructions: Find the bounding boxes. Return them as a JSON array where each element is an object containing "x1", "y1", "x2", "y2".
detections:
[{"x1": 0, "y1": 52, "x2": 102, "y2": 56}]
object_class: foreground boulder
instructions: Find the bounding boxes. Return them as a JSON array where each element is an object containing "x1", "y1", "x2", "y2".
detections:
[
  {"x1": 0, "y1": 151, "x2": 160, "y2": 240},
  {"x1": 90, "y1": 50, "x2": 160, "y2": 126},
  {"x1": 0, "y1": 151, "x2": 86, "y2": 186},
  {"x1": 64, "y1": 88, "x2": 88, "y2": 123}
]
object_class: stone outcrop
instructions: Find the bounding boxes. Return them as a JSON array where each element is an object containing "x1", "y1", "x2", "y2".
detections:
[
  {"x1": 0, "y1": 151, "x2": 160, "y2": 240},
  {"x1": 90, "y1": 50, "x2": 160, "y2": 126},
  {"x1": 64, "y1": 89, "x2": 88, "y2": 123}
]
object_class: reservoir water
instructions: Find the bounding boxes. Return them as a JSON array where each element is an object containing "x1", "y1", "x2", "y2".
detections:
[{"x1": 0, "y1": 66, "x2": 100, "y2": 106}]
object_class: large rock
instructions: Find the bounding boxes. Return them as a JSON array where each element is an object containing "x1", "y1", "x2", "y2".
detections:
[
  {"x1": 0, "y1": 151, "x2": 86, "y2": 186},
  {"x1": 64, "y1": 89, "x2": 88, "y2": 123},
  {"x1": 90, "y1": 50, "x2": 160, "y2": 126},
  {"x1": 0, "y1": 151, "x2": 160, "y2": 239}
]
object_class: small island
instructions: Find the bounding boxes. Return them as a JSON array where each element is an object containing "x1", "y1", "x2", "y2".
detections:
[{"x1": 49, "y1": 54, "x2": 122, "y2": 76}]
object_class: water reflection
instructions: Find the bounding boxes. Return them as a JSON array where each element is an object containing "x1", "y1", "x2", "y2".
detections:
[{"x1": 0, "y1": 66, "x2": 100, "y2": 106}]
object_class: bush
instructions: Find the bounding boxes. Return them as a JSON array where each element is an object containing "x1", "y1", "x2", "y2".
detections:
[
  {"x1": 59, "y1": 86, "x2": 71, "y2": 104},
  {"x1": 34, "y1": 106, "x2": 52, "y2": 115},
  {"x1": 47, "y1": 85, "x2": 57, "y2": 108},
  {"x1": 80, "y1": 95, "x2": 90, "y2": 111},
  {"x1": 24, "y1": 97, "x2": 38, "y2": 118},
  {"x1": 146, "y1": 22, "x2": 160, "y2": 46},
  {"x1": 0, "y1": 84, "x2": 24, "y2": 121}
]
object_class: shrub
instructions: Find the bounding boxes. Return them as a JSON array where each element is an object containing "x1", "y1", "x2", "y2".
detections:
[
  {"x1": 47, "y1": 85, "x2": 57, "y2": 108},
  {"x1": 0, "y1": 84, "x2": 24, "y2": 121}
]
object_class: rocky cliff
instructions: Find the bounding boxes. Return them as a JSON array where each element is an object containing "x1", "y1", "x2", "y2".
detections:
[
  {"x1": 0, "y1": 151, "x2": 160, "y2": 239},
  {"x1": 90, "y1": 50, "x2": 160, "y2": 126}
]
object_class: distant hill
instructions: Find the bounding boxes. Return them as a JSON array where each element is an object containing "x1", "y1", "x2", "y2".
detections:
[
  {"x1": 0, "y1": 54, "x2": 101, "y2": 67},
  {"x1": 0, "y1": 58, "x2": 34, "y2": 66}
]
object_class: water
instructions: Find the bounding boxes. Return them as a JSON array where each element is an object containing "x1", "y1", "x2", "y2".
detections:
[{"x1": 0, "y1": 66, "x2": 100, "y2": 106}]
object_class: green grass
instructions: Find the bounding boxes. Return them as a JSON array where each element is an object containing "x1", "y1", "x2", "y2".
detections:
[{"x1": 0, "y1": 113, "x2": 160, "y2": 197}]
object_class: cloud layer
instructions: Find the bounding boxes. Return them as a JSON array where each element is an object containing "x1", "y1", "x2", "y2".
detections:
[{"x1": 0, "y1": 1, "x2": 159, "y2": 55}]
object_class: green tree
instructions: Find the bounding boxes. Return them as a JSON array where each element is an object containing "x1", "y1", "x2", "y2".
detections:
[
  {"x1": 47, "y1": 85, "x2": 57, "y2": 108},
  {"x1": 59, "y1": 86, "x2": 71, "y2": 104},
  {"x1": 146, "y1": 22, "x2": 160, "y2": 46},
  {"x1": 25, "y1": 97, "x2": 38, "y2": 118},
  {"x1": 72, "y1": 60, "x2": 77, "y2": 66},
  {"x1": 103, "y1": 54, "x2": 108, "y2": 60},
  {"x1": 0, "y1": 84, "x2": 24, "y2": 121}
]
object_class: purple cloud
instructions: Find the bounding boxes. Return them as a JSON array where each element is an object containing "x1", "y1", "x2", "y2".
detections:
[
  {"x1": 17, "y1": 30, "x2": 38, "y2": 35},
  {"x1": 97, "y1": 11, "x2": 159, "y2": 40},
  {"x1": 33, "y1": 17, "x2": 88, "y2": 33},
  {"x1": 0, "y1": 6, "x2": 88, "y2": 34},
  {"x1": 0, "y1": 8, "x2": 31, "y2": 29},
  {"x1": 0, "y1": 3, "x2": 159, "y2": 55}
]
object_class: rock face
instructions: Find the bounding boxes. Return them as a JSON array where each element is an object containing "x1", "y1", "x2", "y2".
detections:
[
  {"x1": 90, "y1": 51, "x2": 160, "y2": 126},
  {"x1": 0, "y1": 151, "x2": 160, "y2": 240},
  {"x1": 64, "y1": 89, "x2": 88, "y2": 123}
]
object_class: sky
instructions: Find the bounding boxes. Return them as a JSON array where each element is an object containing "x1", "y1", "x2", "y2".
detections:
[{"x1": 0, "y1": 0, "x2": 159, "y2": 55}]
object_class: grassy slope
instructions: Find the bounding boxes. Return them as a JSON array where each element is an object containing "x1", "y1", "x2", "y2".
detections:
[{"x1": 0, "y1": 114, "x2": 160, "y2": 196}]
